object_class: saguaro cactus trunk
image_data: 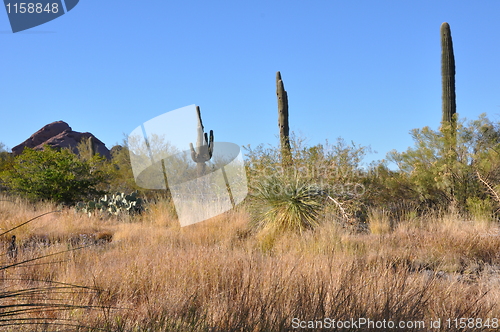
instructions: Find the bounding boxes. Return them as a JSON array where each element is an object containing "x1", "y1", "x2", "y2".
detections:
[
  {"x1": 188, "y1": 106, "x2": 235, "y2": 208},
  {"x1": 276, "y1": 71, "x2": 292, "y2": 169},
  {"x1": 440, "y1": 22, "x2": 458, "y2": 205},
  {"x1": 88, "y1": 136, "x2": 96, "y2": 158},
  {"x1": 441, "y1": 22, "x2": 456, "y2": 126},
  {"x1": 190, "y1": 106, "x2": 214, "y2": 177}
]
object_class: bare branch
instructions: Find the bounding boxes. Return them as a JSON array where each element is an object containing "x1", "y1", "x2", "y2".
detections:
[{"x1": 475, "y1": 169, "x2": 500, "y2": 205}]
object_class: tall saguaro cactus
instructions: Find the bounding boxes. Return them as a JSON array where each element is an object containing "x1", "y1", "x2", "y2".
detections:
[
  {"x1": 441, "y1": 22, "x2": 456, "y2": 126},
  {"x1": 440, "y1": 22, "x2": 458, "y2": 204},
  {"x1": 190, "y1": 106, "x2": 214, "y2": 177},
  {"x1": 88, "y1": 136, "x2": 96, "y2": 158},
  {"x1": 276, "y1": 71, "x2": 292, "y2": 168}
]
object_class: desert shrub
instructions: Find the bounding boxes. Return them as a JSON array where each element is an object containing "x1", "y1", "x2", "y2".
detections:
[
  {"x1": 0, "y1": 143, "x2": 13, "y2": 192},
  {"x1": 245, "y1": 134, "x2": 372, "y2": 229},
  {"x1": 0, "y1": 151, "x2": 13, "y2": 171},
  {"x1": 245, "y1": 135, "x2": 370, "y2": 196},
  {"x1": 0, "y1": 146, "x2": 109, "y2": 205},
  {"x1": 0, "y1": 142, "x2": 8, "y2": 153},
  {"x1": 466, "y1": 196, "x2": 495, "y2": 222},
  {"x1": 362, "y1": 162, "x2": 421, "y2": 215},
  {"x1": 388, "y1": 114, "x2": 500, "y2": 215},
  {"x1": 0, "y1": 142, "x2": 12, "y2": 168},
  {"x1": 105, "y1": 143, "x2": 175, "y2": 202},
  {"x1": 106, "y1": 144, "x2": 141, "y2": 194},
  {"x1": 469, "y1": 117, "x2": 500, "y2": 216}
]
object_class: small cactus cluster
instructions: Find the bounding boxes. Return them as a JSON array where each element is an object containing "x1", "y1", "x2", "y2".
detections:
[{"x1": 76, "y1": 191, "x2": 144, "y2": 217}]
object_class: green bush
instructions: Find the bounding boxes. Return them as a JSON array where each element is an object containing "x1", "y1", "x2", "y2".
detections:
[
  {"x1": 0, "y1": 143, "x2": 13, "y2": 185},
  {"x1": 466, "y1": 197, "x2": 494, "y2": 222},
  {"x1": 0, "y1": 146, "x2": 109, "y2": 204},
  {"x1": 105, "y1": 143, "x2": 171, "y2": 201},
  {"x1": 388, "y1": 114, "x2": 500, "y2": 213},
  {"x1": 245, "y1": 134, "x2": 371, "y2": 231},
  {"x1": 244, "y1": 134, "x2": 370, "y2": 201}
]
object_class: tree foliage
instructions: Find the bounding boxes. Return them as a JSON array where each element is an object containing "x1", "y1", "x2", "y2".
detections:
[
  {"x1": 388, "y1": 114, "x2": 500, "y2": 214},
  {"x1": 0, "y1": 146, "x2": 109, "y2": 204}
]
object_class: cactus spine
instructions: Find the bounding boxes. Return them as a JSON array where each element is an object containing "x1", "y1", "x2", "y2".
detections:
[
  {"x1": 276, "y1": 71, "x2": 292, "y2": 168},
  {"x1": 189, "y1": 106, "x2": 214, "y2": 176},
  {"x1": 441, "y1": 22, "x2": 456, "y2": 126}
]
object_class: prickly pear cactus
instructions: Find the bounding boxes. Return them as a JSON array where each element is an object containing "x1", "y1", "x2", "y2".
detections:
[{"x1": 76, "y1": 191, "x2": 144, "y2": 217}]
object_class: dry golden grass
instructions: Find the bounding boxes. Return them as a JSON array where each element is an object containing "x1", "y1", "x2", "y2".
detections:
[
  {"x1": 1, "y1": 194, "x2": 500, "y2": 331},
  {"x1": 367, "y1": 208, "x2": 392, "y2": 235}
]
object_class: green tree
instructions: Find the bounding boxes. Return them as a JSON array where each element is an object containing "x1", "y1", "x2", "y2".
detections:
[
  {"x1": 0, "y1": 146, "x2": 109, "y2": 204},
  {"x1": 0, "y1": 142, "x2": 11, "y2": 165},
  {"x1": 0, "y1": 142, "x2": 13, "y2": 192},
  {"x1": 388, "y1": 114, "x2": 500, "y2": 213},
  {"x1": 107, "y1": 144, "x2": 141, "y2": 194},
  {"x1": 0, "y1": 142, "x2": 7, "y2": 153}
]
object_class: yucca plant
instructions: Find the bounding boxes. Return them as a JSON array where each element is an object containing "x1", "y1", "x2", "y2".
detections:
[{"x1": 250, "y1": 173, "x2": 327, "y2": 234}]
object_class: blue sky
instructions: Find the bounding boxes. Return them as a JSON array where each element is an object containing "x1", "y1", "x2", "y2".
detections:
[{"x1": 1, "y1": 1, "x2": 499, "y2": 167}]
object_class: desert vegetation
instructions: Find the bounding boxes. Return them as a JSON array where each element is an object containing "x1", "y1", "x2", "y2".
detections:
[
  {"x1": 1, "y1": 117, "x2": 500, "y2": 331},
  {"x1": 1, "y1": 22, "x2": 500, "y2": 331},
  {"x1": 1, "y1": 179, "x2": 500, "y2": 331}
]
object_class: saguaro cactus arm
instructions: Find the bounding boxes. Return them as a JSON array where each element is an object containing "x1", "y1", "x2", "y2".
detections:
[
  {"x1": 189, "y1": 106, "x2": 214, "y2": 162},
  {"x1": 189, "y1": 130, "x2": 214, "y2": 163}
]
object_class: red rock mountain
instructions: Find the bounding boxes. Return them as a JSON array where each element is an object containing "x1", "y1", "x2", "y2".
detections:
[{"x1": 12, "y1": 121, "x2": 111, "y2": 159}]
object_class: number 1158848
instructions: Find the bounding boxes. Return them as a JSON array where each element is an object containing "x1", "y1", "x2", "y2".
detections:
[{"x1": 5, "y1": 3, "x2": 59, "y2": 14}]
